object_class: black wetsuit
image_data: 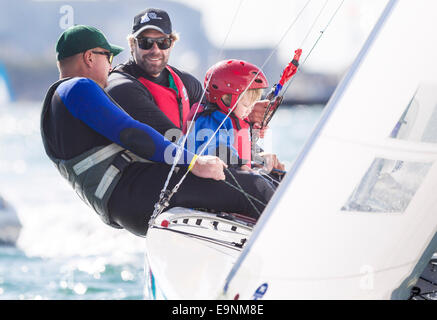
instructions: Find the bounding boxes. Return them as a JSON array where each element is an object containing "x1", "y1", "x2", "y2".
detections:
[{"x1": 41, "y1": 73, "x2": 274, "y2": 237}]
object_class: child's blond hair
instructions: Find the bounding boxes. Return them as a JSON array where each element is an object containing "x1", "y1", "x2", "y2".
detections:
[{"x1": 221, "y1": 88, "x2": 264, "y2": 108}]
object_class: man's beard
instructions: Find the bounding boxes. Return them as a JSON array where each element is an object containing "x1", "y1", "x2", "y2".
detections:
[{"x1": 137, "y1": 52, "x2": 168, "y2": 77}]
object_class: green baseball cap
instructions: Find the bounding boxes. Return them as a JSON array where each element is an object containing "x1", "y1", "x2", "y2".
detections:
[{"x1": 56, "y1": 25, "x2": 124, "y2": 61}]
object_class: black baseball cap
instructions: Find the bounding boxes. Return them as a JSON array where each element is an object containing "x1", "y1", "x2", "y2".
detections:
[
  {"x1": 56, "y1": 25, "x2": 124, "y2": 61},
  {"x1": 132, "y1": 8, "x2": 172, "y2": 37}
]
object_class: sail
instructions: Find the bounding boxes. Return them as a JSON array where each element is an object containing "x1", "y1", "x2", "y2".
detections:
[{"x1": 222, "y1": 0, "x2": 437, "y2": 300}]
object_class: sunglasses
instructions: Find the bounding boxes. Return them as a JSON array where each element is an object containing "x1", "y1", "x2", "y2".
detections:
[
  {"x1": 136, "y1": 37, "x2": 172, "y2": 50},
  {"x1": 92, "y1": 51, "x2": 114, "y2": 64}
]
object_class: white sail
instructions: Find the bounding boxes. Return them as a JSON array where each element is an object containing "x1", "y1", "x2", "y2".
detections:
[{"x1": 222, "y1": 0, "x2": 437, "y2": 300}]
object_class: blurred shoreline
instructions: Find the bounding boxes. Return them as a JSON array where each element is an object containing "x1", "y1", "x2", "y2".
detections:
[
  {"x1": 0, "y1": 0, "x2": 343, "y2": 104},
  {"x1": 3, "y1": 60, "x2": 338, "y2": 105}
]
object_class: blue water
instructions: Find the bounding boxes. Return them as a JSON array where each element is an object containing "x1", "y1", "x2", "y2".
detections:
[{"x1": 0, "y1": 102, "x2": 323, "y2": 300}]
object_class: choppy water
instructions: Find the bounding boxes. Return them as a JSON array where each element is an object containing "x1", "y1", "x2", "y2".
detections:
[{"x1": 0, "y1": 101, "x2": 323, "y2": 300}]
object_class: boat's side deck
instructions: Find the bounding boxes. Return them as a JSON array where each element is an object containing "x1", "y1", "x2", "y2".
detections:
[{"x1": 145, "y1": 208, "x2": 254, "y2": 299}]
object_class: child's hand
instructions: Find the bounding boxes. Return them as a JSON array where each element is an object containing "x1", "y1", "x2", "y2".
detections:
[
  {"x1": 247, "y1": 99, "x2": 270, "y2": 124},
  {"x1": 259, "y1": 152, "x2": 285, "y2": 174}
]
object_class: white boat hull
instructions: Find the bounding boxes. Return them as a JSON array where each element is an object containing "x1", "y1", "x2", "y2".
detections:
[{"x1": 144, "y1": 208, "x2": 253, "y2": 300}]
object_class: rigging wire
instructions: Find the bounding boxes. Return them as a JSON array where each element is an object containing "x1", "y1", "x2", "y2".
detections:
[
  {"x1": 191, "y1": 0, "x2": 343, "y2": 182},
  {"x1": 256, "y1": 0, "x2": 345, "y2": 131},
  {"x1": 282, "y1": 0, "x2": 345, "y2": 95},
  {"x1": 148, "y1": 0, "x2": 315, "y2": 229},
  {"x1": 160, "y1": 0, "x2": 313, "y2": 189},
  {"x1": 168, "y1": 0, "x2": 313, "y2": 173},
  {"x1": 192, "y1": 0, "x2": 343, "y2": 165},
  {"x1": 181, "y1": 0, "x2": 246, "y2": 144},
  {"x1": 148, "y1": 0, "x2": 347, "y2": 229},
  {"x1": 152, "y1": 225, "x2": 247, "y2": 251},
  {"x1": 223, "y1": 168, "x2": 263, "y2": 216},
  {"x1": 154, "y1": 0, "x2": 246, "y2": 216},
  {"x1": 299, "y1": 0, "x2": 330, "y2": 49},
  {"x1": 252, "y1": 0, "x2": 330, "y2": 148},
  {"x1": 256, "y1": 169, "x2": 282, "y2": 186}
]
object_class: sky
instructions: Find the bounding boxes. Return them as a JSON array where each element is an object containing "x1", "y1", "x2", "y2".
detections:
[{"x1": 169, "y1": 0, "x2": 388, "y2": 73}]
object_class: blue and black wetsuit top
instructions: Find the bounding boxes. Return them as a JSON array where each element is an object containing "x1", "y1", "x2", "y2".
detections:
[
  {"x1": 41, "y1": 77, "x2": 196, "y2": 231},
  {"x1": 43, "y1": 77, "x2": 194, "y2": 164}
]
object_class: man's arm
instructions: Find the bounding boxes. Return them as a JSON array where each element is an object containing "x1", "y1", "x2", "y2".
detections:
[{"x1": 57, "y1": 77, "x2": 192, "y2": 164}]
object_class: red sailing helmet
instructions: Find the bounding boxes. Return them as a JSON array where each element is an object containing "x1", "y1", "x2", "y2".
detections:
[{"x1": 204, "y1": 59, "x2": 269, "y2": 112}]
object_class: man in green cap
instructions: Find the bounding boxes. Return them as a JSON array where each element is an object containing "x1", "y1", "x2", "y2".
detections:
[
  {"x1": 40, "y1": 25, "x2": 270, "y2": 236},
  {"x1": 55, "y1": 25, "x2": 123, "y2": 88}
]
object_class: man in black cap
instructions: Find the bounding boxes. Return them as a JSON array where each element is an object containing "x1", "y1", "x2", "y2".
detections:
[
  {"x1": 41, "y1": 25, "x2": 273, "y2": 237},
  {"x1": 106, "y1": 8, "x2": 200, "y2": 137},
  {"x1": 106, "y1": 8, "x2": 270, "y2": 139}
]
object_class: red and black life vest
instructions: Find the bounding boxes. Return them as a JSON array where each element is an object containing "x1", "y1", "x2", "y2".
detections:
[{"x1": 137, "y1": 66, "x2": 190, "y2": 129}]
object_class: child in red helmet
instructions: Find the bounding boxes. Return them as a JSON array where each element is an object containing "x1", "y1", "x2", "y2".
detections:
[{"x1": 185, "y1": 59, "x2": 285, "y2": 173}]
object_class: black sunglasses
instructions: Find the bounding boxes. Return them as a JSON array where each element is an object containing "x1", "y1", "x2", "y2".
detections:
[
  {"x1": 91, "y1": 51, "x2": 114, "y2": 64},
  {"x1": 136, "y1": 37, "x2": 172, "y2": 50}
]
